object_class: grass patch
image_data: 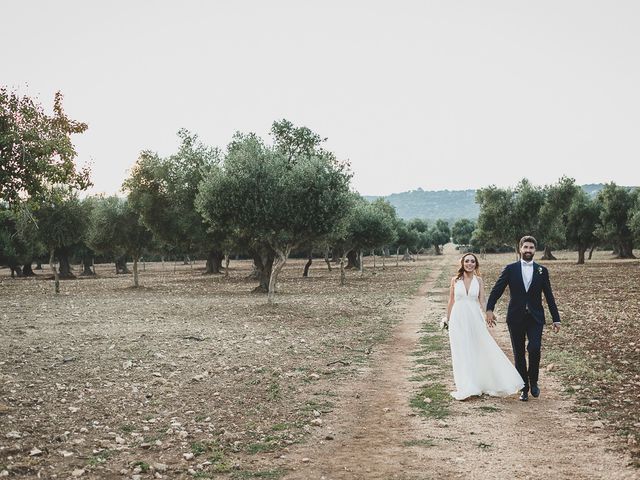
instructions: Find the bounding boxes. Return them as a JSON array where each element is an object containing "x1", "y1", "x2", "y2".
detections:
[
  {"x1": 132, "y1": 461, "x2": 150, "y2": 473},
  {"x1": 403, "y1": 438, "x2": 436, "y2": 447},
  {"x1": 268, "y1": 381, "x2": 281, "y2": 401},
  {"x1": 120, "y1": 423, "x2": 135, "y2": 433},
  {"x1": 246, "y1": 441, "x2": 277, "y2": 455},
  {"x1": 87, "y1": 449, "x2": 112, "y2": 466},
  {"x1": 477, "y1": 405, "x2": 500, "y2": 413},
  {"x1": 410, "y1": 384, "x2": 450, "y2": 419},
  {"x1": 231, "y1": 469, "x2": 286, "y2": 479},
  {"x1": 271, "y1": 423, "x2": 290, "y2": 431},
  {"x1": 545, "y1": 349, "x2": 624, "y2": 384}
]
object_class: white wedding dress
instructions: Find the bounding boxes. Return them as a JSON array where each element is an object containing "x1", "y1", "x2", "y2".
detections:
[{"x1": 448, "y1": 275, "x2": 524, "y2": 400}]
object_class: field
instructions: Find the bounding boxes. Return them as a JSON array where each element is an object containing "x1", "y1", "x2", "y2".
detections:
[
  {"x1": 1, "y1": 249, "x2": 639, "y2": 479},
  {"x1": 0, "y1": 255, "x2": 426, "y2": 479}
]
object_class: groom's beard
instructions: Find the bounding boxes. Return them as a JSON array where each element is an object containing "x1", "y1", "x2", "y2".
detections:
[{"x1": 522, "y1": 253, "x2": 534, "y2": 261}]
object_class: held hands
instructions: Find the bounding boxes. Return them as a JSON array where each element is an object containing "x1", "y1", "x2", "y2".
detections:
[
  {"x1": 485, "y1": 310, "x2": 496, "y2": 328},
  {"x1": 552, "y1": 322, "x2": 561, "y2": 333}
]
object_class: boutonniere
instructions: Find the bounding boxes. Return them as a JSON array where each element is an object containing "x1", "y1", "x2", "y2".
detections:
[{"x1": 537, "y1": 266, "x2": 543, "y2": 275}]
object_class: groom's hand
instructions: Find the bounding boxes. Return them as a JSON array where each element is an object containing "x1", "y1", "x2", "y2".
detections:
[
  {"x1": 485, "y1": 310, "x2": 496, "y2": 328},
  {"x1": 552, "y1": 322, "x2": 560, "y2": 333}
]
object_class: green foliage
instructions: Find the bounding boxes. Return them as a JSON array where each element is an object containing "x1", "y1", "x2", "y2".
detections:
[
  {"x1": 31, "y1": 188, "x2": 86, "y2": 254},
  {"x1": 0, "y1": 88, "x2": 90, "y2": 204},
  {"x1": 629, "y1": 194, "x2": 640, "y2": 242},
  {"x1": 197, "y1": 128, "x2": 352, "y2": 254},
  {"x1": 595, "y1": 183, "x2": 637, "y2": 257},
  {"x1": 451, "y1": 218, "x2": 475, "y2": 245},
  {"x1": 565, "y1": 190, "x2": 600, "y2": 255},
  {"x1": 123, "y1": 129, "x2": 221, "y2": 256},
  {"x1": 538, "y1": 176, "x2": 581, "y2": 249},
  {"x1": 87, "y1": 195, "x2": 153, "y2": 260}
]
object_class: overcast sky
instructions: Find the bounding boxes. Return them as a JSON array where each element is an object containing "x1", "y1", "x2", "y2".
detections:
[{"x1": 5, "y1": 1, "x2": 640, "y2": 196}]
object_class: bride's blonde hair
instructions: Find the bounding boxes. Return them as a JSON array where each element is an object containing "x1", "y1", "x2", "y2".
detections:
[{"x1": 456, "y1": 253, "x2": 481, "y2": 280}]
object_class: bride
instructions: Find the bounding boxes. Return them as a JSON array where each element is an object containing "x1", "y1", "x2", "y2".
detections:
[{"x1": 446, "y1": 253, "x2": 524, "y2": 400}]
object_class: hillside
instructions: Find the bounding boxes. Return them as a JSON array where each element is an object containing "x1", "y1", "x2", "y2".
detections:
[{"x1": 365, "y1": 183, "x2": 628, "y2": 222}]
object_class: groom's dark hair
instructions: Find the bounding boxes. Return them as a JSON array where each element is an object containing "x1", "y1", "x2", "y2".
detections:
[{"x1": 519, "y1": 235, "x2": 537, "y2": 248}]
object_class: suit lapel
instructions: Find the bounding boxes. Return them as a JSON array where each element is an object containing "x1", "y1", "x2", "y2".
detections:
[
  {"x1": 515, "y1": 261, "x2": 527, "y2": 293},
  {"x1": 531, "y1": 262, "x2": 540, "y2": 290}
]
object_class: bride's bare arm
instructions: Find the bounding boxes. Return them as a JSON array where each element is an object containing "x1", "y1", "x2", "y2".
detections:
[
  {"x1": 478, "y1": 276, "x2": 487, "y2": 312},
  {"x1": 446, "y1": 277, "x2": 456, "y2": 320}
]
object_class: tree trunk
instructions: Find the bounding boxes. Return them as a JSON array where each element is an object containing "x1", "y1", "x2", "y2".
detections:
[
  {"x1": 116, "y1": 256, "x2": 130, "y2": 274},
  {"x1": 80, "y1": 256, "x2": 95, "y2": 276},
  {"x1": 372, "y1": 250, "x2": 376, "y2": 270},
  {"x1": 224, "y1": 252, "x2": 230, "y2": 277},
  {"x1": 382, "y1": 250, "x2": 386, "y2": 270},
  {"x1": 205, "y1": 250, "x2": 224, "y2": 274},
  {"x1": 49, "y1": 249, "x2": 59, "y2": 294},
  {"x1": 434, "y1": 244, "x2": 442, "y2": 256},
  {"x1": 252, "y1": 250, "x2": 275, "y2": 293},
  {"x1": 133, "y1": 256, "x2": 139, "y2": 287},
  {"x1": 402, "y1": 248, "x2": 412, "y2": 261},
  {"x1": 588, "y1": 245, "x2": 595, "y2": 260},
  {"x1": 340, "y1": 254, "x2": 346, "y2": 286},
  {"x1": 22, "y1": 262, "x2": 35, "y2": 276},
  {"x1": 359, "y1": 250, "x2": 364, "y2": 274},
  {"x1": 268, "y1": 247, "x2": 291, "y2": 304},
  {"x1": 541, "y1": 245, "x2": 557, "y2": 260},
  {"x1": 35, "y1": 260, "x2": 42, "y2": 270},
  {"x1": 577, "y1": 247, "x2": 586, "y2": 265},
  {"x1": 617, "y1": 240, "x2": 637, "y2": 259},
  {"x1": 396, "y1": 247, "x2": 400, "y2": 267},
  {"x1": 303, "y1": 251, "x2": 313, "y2": 277},
  {"x1": 346, "y1": 250, "x2": 359, "y2": 269},
  {"x1": 58, "y1": 251, "x2": 74, "y2": 279},
  {"x1": 9, "y1": 264, "x2": 23, "y2": 278},
  {"x1": 324, "y1": 248, "x2": 332, "y2": 272}
]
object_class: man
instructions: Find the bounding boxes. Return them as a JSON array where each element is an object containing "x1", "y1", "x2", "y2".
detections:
[{"x1": 486, "y1": 236, "x2": 561, "y2": 401}]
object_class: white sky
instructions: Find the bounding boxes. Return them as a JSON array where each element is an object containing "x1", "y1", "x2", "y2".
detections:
[{"x1": 4, "y1": 1, "x2": 640, "y2": 196}]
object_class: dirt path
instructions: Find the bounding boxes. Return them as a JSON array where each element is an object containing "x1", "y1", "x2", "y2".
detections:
[{"x1": 279, "y1": 248, "x2": 638, "y2": 480}]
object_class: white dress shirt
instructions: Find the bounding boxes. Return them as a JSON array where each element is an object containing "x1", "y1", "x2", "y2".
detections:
[{"x1": 521, "y1": 260, "x2": 534, "y2": 291}]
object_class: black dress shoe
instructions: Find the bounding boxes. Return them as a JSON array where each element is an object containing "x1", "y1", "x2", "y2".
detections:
[
  {"x1": 519, "y1": 390, "x2": 529, "y2": 402},
  {"x1": 531, "y1": 384, "x2": 540, "y2": 398}
]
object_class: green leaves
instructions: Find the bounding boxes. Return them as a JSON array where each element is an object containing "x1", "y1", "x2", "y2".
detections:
[{"x1": 0, "y1": 88, "x2": 90, "y2": 204}]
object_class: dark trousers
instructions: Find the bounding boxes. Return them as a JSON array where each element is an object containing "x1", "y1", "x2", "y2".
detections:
[{"x1": 507, "y1": 314, "x2": 544, "y2": 392}]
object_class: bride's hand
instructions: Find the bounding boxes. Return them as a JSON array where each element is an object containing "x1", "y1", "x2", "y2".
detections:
[{"x1": 485, "y1": 311, "x2": 496, "y2": 328}]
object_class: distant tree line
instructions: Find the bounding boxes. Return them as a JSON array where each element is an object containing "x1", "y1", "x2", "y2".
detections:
[{"x1": 471, "y1": 177, "x2": 639, "y2": 263}]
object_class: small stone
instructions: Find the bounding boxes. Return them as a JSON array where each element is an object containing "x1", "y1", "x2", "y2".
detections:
[
  {"x1": 133, "y1": 467, "x2": 142, "y2": 474},
  {"x1": 0, "y1": 471, "x2": 8, "y2": 477},
  {"x1": 183, "y1": 453, "x2": 194, "y2": 460},
  {"x1": 437, "y1": 420, "x2": 448, "y2": 428},
  {"x1": 115, "y1": 436, "x2": 126, "y2": 444},
  {"x1": 309, "y1": 373, "x2": 320, "y2": 380},
  {"x1": 30, "y1": 447, "x2": 43, "y2": 456},
  {"x1": 153, "y1": 463, "x2": 167, "y2": 472},
  {"x1": 132, "y1": 475, "x2": 142, "y2": 480},
  {"x1": 59, "y1": 450, "x2": 74, "y2": 457},
  {"x1": 593, "y1": 420, "x2": 604, "y2": 428},
  {"x1": 123, "y1": 360, "x2": 133, "y2": 370},
  {"x1": 154, "y1": 473, "x2": 162, "y2": 479},
  {"x1": 188, "y1": 469, "x2": 197, "y2": 475},
  {"x1": 140, "y1": 442, "x2": 152, "y2": 449},
  {"x1": 120, "y1": 469, "x2": 129, "y2": 475},
  {"x1": 5, "y1": 431, "x2": 21, "y2": 439},
  {"x1": 310, "y1": 418, "x2": 322, "y2": 426},
  {"x1": 69, "y1": 407, "x2": 79, "y2": 413},
  {"x1": 302, "y1": 458, "x2": 311, "y2": 463},
  {"x1": 79, "y1": 427, "x2": 88, "y2": 433},
  {"x1": 71, "y1": 469, "x2": 85, "y2": 477},
  {"x1": 423, "y1": 397, "x2": 432, "y2": 404},
  {"x1": 546, "y1": 363, "x2": 557, "y2": 372},
  {"x1": 313, "y1": 410, "x2": 321, "y2": 417},
  {"x1": 325, "y1": 434, "x2": 334, "y2": 440}
]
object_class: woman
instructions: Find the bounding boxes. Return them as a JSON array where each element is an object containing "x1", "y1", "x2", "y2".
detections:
[{"x1": 446, "y1": 253, "x2": 524, "y2": 400}]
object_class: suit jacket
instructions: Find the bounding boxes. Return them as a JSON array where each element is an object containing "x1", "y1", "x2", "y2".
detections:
[{"x1": 486, "y1": 261, "x2": 560, "y2": 325}]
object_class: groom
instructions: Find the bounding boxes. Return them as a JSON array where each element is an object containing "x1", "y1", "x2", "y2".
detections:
[{"x1": 485, "y1": 236, "x2": 561, "y2": 402}]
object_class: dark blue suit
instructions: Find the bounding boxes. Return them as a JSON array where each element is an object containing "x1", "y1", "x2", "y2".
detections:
[{"x1": 486, "y1": 261, "x2": 560, "y2": 391}]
